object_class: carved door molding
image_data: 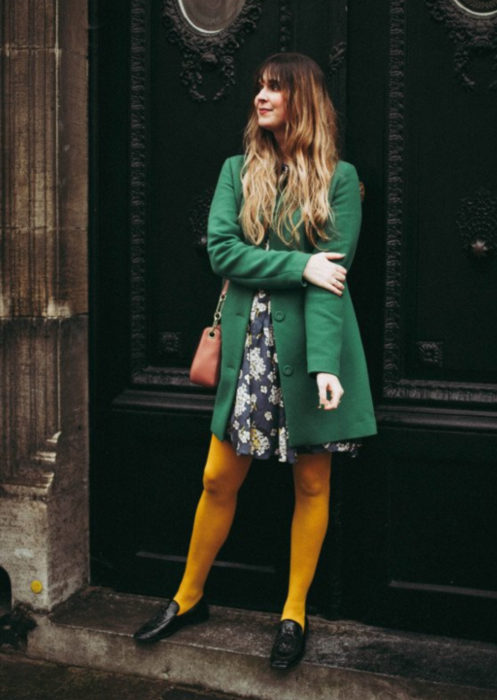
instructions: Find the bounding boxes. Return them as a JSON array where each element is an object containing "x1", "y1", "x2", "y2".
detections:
[
  {"x1": 124, "y1": 0, "x2": 303, "y2": 402},
  {"x1": 161, "y1": 0, "x2": 263, "y2": 101},
  {"x1": 382, "y1": 0, "x2": 497, "y2": 407},
  {"x1": 426, "y1": 0, "x2": 497, "y2": 90}
]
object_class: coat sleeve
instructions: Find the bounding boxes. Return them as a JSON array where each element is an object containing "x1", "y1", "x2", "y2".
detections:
[
  {"x1": 207, "y1": 158, "x2": 311, "y2": 289},
  {"x1": 305, "y1": 161, "x2": 362, "y2": 377}
]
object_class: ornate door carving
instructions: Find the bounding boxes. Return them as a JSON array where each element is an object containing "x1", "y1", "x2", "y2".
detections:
[{"x1": 345, "y1": 0, "x2": 497, "y2": 640}]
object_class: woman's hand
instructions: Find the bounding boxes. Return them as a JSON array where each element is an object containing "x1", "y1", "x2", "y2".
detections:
[
  {"x1": 303, "y1": 252, "x2": 347, "y2": 296},
  {"x1": 316, "y1": 373, "x2": 344, "y2": 410}
]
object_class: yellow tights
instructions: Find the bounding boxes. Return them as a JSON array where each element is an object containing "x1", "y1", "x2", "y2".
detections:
[
  {"x1": 173, "y1": 434, "x2": 331, "y2": 631},
  {"x1": 173, "y1": 435, "x2": 252, "y2": 614}
]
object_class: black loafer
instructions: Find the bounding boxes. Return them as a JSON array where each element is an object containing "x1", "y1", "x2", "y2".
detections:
[
  {"x1": 133, "y1": 597, "x2": 209, "y2": 643},
  {"x1": 270, "y1": 617, "x2": 308, "y2": 670}
]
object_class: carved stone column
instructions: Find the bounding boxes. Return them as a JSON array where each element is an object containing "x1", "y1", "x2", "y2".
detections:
[{"x1": 0, "y1": 0, "x2": 89, "y2": 610}]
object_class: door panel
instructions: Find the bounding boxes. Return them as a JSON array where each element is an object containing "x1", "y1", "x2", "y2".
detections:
[{"x1": 345, "y1": 0, "x2": 497, "y2": 641}]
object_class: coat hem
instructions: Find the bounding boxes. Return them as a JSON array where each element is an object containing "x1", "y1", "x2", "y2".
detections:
[{"x1": 286, "y1": 423, "x2": 377, "y2": 448}]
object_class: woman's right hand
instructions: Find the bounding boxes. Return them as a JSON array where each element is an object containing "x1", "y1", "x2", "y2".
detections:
[{"x1": 303, "y1": 252, "x2": 347, "y2": 296}]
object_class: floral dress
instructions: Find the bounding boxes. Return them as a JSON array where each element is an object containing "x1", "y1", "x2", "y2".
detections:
[{"x1": 227, "y1": 289, "x2": 362, "y2": 463}]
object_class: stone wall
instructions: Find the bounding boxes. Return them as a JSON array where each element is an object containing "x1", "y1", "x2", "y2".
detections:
[{"x1": 0, "y1": 0, "x2": 89, "y2": 611}]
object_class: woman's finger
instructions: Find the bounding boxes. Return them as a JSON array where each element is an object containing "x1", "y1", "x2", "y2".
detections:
[
  {"x1": 327, "y1": 389, "x2": 341, "y2": 410},
  {"x1": 328, "y1": 384, "x2": 344, "y2": 410},
  {"x1": 316, "y1": 374, "x2": 344, "y2": 411},
  {"x1": 317, "y1": 382, "x2": 328, "y2": 408},
  {"x1": 317, "y1": 378, "x2": 330, "y2": 408},
  {"x1": 317, "y1": 379, "x2": 334, "y2": 410},
  {"x1": 323, "y1": 382, "x2": 336, "y2": 410}
]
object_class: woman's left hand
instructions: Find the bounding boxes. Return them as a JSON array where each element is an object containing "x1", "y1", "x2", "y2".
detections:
[{"x1": 316, "y1": 373, "x2": 343, "y2": 410}]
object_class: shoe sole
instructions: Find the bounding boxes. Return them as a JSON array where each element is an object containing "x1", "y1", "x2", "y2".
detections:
[
  {"x1": 134, "y1": 610, "x2": 210, "y2": 644},
  {"x1": 270, "y1": 650, "x2": 304, "y2": 670}
]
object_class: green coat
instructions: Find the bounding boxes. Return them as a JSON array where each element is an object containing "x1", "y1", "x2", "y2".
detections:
[{"x1": 207, "y1": 156, "x2": 377, "y2": 447}]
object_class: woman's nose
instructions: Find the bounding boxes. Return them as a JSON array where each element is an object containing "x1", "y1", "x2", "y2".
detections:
[{"x1": 256, "y1": 87, "x2": 268, "y2": 102}]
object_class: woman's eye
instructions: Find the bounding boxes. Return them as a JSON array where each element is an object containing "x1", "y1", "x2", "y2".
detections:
[{"x1": 269, "y1": 80, "x2": 280, "y2": 91}]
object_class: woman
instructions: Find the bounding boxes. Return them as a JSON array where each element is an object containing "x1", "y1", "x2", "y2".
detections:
[{"x1": 134, "y1": 53, "x2": 376, "y2": 670}]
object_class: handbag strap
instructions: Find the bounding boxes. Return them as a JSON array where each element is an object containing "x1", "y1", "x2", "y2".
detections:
[{"x1": 211, "y1": 279, "x2": 229, "y2": 330}]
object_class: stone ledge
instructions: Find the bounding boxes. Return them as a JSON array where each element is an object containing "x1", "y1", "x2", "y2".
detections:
[{"x1": 25, "y1": 587, "x2": 497, "y2": 700}]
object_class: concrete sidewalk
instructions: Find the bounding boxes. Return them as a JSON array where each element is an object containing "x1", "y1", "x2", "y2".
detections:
[{"x1": 0, "y1": 652, "x2": 242, "y2": 700}]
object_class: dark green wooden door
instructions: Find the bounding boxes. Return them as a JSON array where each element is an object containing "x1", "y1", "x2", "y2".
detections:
[
  {"x1": 344, "y1": 0, "x2": 497, "y2": 642},
  {"x1": 90, "y1": 0, "x2": 497, "y2": 638}
]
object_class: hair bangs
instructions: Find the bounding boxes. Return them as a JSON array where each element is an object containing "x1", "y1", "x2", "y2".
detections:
[{"x1": 254, "y1": 58, "x2": 293, "y2": 95}]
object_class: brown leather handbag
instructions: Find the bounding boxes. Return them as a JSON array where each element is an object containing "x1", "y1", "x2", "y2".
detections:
[{"x1": 189, "y1": 280, "x2": 229, "y2": 388}]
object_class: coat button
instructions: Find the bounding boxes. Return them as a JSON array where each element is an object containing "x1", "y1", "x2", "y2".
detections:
[
  {"x1": 282, "y1": 364, "x2": 293, "y2": 376},
  {"x1": 274, "y1": 310, "x2": 285, "y2": 321}
]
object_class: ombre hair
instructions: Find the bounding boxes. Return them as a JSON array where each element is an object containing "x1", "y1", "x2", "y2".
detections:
[{"x1": 240, "y1": 53, "x2": 339, "y2": 248}]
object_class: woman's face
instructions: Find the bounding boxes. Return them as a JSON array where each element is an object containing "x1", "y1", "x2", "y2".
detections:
[{"x1": 254, "y1": 72, "x2": 288, "y2": 138}]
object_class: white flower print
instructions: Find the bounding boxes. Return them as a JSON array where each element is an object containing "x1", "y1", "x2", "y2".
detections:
[
  {"x1": 269, "y1": 384, "x2": 281, "y2": 405},
  {"x1": 277, "y1": 426, "x2": 288, "y2": 462},
  {"x1": 249, "y1": 347, "x2": 266, "y2": 379},
  {"x1": 251, "y1": 428, "x2": 270, "y2": 456},
  {"x1": 238, "y1": 427, "x2": 250, "y2": 444},
  {"x1": 234, "y1": 383, "x2": 250, "y2": 417},
  {"x1": 226, "y1": 289, "x2": 360, "y2": 463}
]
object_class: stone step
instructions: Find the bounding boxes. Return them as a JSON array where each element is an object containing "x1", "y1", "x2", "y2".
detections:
[{"x1": 27, "y1": 588, "x2": 497, "y2": 700}]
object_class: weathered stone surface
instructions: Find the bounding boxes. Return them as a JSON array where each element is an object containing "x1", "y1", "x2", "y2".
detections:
[
  {"x1": 0, "y1": 3, "x2": 89, "y2": 318},
  {"x1": 0, "y1": 315, "x2": 88, "y2": 610},
  {"x1": 0, "y1": 319, "x2": 60, "y2": 475},
  {"x1": 0, "y1": 313, "x2": 88, "y2": 479},
  {"x1": 26, "y1": 589, "x2": 497, "y2": 700},
  {"x1": 1, "y1": 1, "x2": 56, "y2": 48},
  {"x1": 0, "y1": 0, "x2": 89, "y2": 611},
  {"x1": 0, "y1": 653, "x2": 209, "y2": 700},
  {"x1": 58, "y1": 0, "x2": 89, "y2": 315},
  {"x1": 0, "y1": 490, "x2": 52, "y2": 610},
  {"x1": 58, "y1": 229, "x2": 88, "y2": 317}
]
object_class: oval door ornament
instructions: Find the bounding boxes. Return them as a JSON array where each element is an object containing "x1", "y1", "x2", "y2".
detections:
[
  {"x1": 162, "y1": 0, "x2": 263, "y2": 101},
  {"x1": 177, "y1": 0, "x2": 248, "y2": 34},
  {"x1": 426, "y1": 0, "x2": 497, "y2": 90},
  {"x1": 452, "y1": 0, "x2": 497, "y2": 15}
]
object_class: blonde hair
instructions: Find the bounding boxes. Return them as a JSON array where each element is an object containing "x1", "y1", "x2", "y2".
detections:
[{"x1": 240, "y1": 53, "x2": 339, "y2": 248}]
